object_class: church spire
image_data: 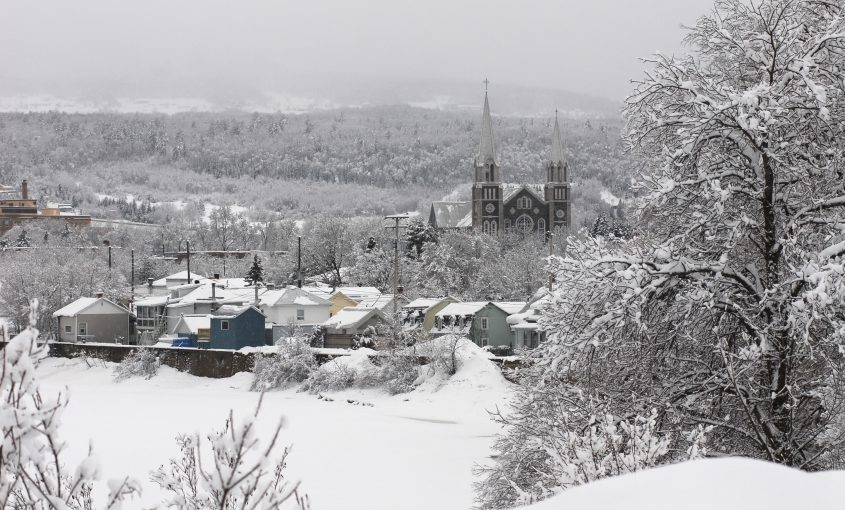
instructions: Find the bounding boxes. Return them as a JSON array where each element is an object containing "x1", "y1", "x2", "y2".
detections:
[
  {"x1": 477, "y1": 84, "x2": 496, "y2": 166},
  {"x1": 551, "y1": 110, "x2": 564, "y2": 166}
]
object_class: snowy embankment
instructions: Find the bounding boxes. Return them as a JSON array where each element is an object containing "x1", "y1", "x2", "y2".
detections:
[
  {"x1": 521, "y1": 457, "x2": 845, "y2": 510},
  {"x1": 37, "y1": 339, "x2": 512, "y2": 510}
]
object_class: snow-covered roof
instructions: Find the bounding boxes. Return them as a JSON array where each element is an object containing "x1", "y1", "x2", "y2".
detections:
[
  {"x1": 429, "y1": 201, "x2": 472, "y2": 229},
  {"x1": 404, "y1": 298, "x2": 442, "y2": 311},
  {"x1": 52, "y1": 297, "x2": 132, "y2": 318},
  {"x1": 332, "y1": 287, "x2": 383, "y2": 301},
  {"x1": 502, "y1": 183, "x2": 547, "y2": 204},
  {"x1": 493, "y1": 301, "x2": 528, "y2": 315},
  {"x1": 323, "y1": 307, "x2": 382, "y2": 330},
  {"x1": 133, "y1": 295, "x2": 171, "y2": 307},
  {"x1": 152, "y1": 270, "x2": 207, "y2": 287},
  {"x1": 356, "y1": 294, "x2": 395, "y2": 311},
  {"x1": 435, "y1": 302, "x2": 490, "y2": 317},
  {"x1": 172, "y1": 315, "x2": 211, "y2": 334},
  {"x1": 212, "y1": 304, "x2": 264, "y2": 319},
  {"x1": 261, "y1": 287, "x2": 330, "y2": 307}
]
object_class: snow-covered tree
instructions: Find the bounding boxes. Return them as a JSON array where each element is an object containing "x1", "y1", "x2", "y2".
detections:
[
  {"x1": 0, "y1": 302, "x2": 141, "y2": 508},
  {"x1": 481, "y1": 1, "x2": 845, "y2": 505},
  {"x1": 151, "y1": 396, "x2": 308, "y2": 509},
  {"x1": 545, "y1": 0, "x2": 845, "y2": 469},
  {"x1": 246, "y1": 255, "x2": 265, "y2": 286}
]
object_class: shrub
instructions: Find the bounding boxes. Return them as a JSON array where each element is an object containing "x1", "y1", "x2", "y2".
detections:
[
  {"x1": 301, "y1": 360, "x2": 357, "y2": 393},
  {"x1": 113, "y1": 348, "x2": 161, "y2": 382},
  {"x1": 251, "y1": 338, "x2": 317, "y2": 391}
]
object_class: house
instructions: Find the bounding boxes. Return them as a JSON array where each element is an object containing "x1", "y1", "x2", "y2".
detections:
[
  {"x1": 507, "y1": 289, "x2": 551, "y2": 349},
  {"x1": 402, "y1": 297, "x2": 461, "y2": 332},
  {"x1": 209, "y1": 305, "x2": 267, "y2": 350},
  {"x1": 133, "y1": 294, "x2": 171, "y2": 345},
  {"x1": 328, "y1": 287, "x2": 383, "y2": 316},
  {"x1": 171, "y1": 314, "x2": 212, "y2": 348},
  {"x1": 322, "y1": 307, "x2": 385, "y2": 349},
  {"x1": 53, "y1": 294, "x2": 134, "y2": 343},
  {"x1": 165, "y1": 282, "x2": 269, "y2": 333},
  {"x1": 356, "y1": 293, "x2": 407, "y2": 315},
  {"x1": 260, "y1": 287, "x2": 331, "y2": 335},
  {"x1": 432, "y1": 301, "x2": 526, "y2": 349}
]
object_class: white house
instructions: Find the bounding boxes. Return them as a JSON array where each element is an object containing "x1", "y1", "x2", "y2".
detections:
[{"x1": 260, "y1": 287, "x2": 332, "y2": 327}]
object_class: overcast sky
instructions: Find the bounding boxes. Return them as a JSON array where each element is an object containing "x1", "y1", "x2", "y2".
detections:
[{"x1": 0, "y1": 0, "x2": 715, "y2": 103}]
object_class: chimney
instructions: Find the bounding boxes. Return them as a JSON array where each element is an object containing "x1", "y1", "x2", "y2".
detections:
[
  {"x1": 95, "y1": 291, "x2": 104, "y2": 298},
  {"x1": 147, "y1": 277, "x2": 154, "y2": 287},
  {"x1": 21, "y1": 180, "x2": 28, "y2": 200},
  {"x1": 213, "y1": 273, "x2": 220, "y2": 280},
  {"x1": 211, "y1": 282, "x2": 216, "y2": 300}
]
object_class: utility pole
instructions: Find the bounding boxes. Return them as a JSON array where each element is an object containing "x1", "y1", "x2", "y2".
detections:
[
  {"x1": 186, "y1": 240, "x2": 191, "y2": 283},
  {"x1": 548, "y1": 232, "x2": 554, "y2": 291},
  {"x1": 107, "y1": 244, "x2": 112, "y2": 269},
  {"x1": 131, "y1": 249, "x2": 135, "y2": 297},
  {"x1": 297, "y1": 236, "x2": 302, "y2": 288},
  {"x1": 384, "y1": 214, "x2": 410, "y2": 345}
]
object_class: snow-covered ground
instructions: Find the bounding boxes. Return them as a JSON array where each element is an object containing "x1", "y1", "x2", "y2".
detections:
[
  {"x1": 522, "y1": 457, "x2": 845, "y2": 510},
  {"x1": 37, "y1": 346, "x2": 511, "y2": 509}
]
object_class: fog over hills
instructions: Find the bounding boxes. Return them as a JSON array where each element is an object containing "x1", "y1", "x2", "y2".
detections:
[{"x1": 0, "y1": 77, "x2": 620, "y2": 118}]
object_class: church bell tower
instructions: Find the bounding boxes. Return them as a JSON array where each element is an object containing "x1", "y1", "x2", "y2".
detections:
[
  {"x1": 472, "y1": 84, "x2": 504, "y2": 235},
  {"x1": 545, "y1": 112, "x2": 572, "y2": 231}
]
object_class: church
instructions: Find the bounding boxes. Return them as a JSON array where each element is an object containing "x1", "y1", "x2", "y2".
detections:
[{"x1": 429, "y1": 90, "x2": 572, "y2": 236}]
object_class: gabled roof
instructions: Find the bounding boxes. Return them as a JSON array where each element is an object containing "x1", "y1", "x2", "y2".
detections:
[
  {"x1": 429, "y1": 201, "x2": 472, "y2": 229},
  {"x1": 172, "y1": 314, "x2": 211, "y2": 334},
  {"x1": 261, "y1": 287, "x2": 331, "y2": 307},
  {"x1": 53, "y1": 297, "x2": 132, "y2": 318},
  {"x1": 502, "y1": 183, "x2": 547, "y2": 205},
  {"x1": 323, "y1": 307, "x2": 383, "y2": 330},
  {"x1": 152, "y1": 270, "x2": 207, "y2": 287},
  {"x1": 212, "y1": 305, "x2": 266, "y2": 320},
  {"x1": 332, "y1": 287, "x2": 383, "y2": 301},
  {"x1": 356, "y1": 294, "x2": 397, "y2": 311},
  {"x1": 492, "y1": 301, "x2": 528, "y2": 315},
  {"x1": 435, "y1": 302, "x2": 490, "y2": 317},
  {"x1": 404, "y1": 296, "x2": 459, "y2": 313}
]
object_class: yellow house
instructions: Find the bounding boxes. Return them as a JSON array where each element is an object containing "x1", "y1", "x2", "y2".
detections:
[{"x1": 329, "y1": 292, "x2": 360, "y2": 316}]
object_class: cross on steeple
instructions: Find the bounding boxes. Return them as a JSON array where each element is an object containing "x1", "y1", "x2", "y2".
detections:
[{"x1": 483, "y1": 78, "x2": 490, "y2": 92}]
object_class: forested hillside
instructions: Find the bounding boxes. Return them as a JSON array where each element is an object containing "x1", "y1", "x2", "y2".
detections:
[{"x1": 0, "y1": 106, "x2": 635, "y2": 226}]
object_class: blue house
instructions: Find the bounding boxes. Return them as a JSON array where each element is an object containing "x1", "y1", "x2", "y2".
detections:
[{"x1": 209, "y1": 305, "x2": 267, "y2": 350}]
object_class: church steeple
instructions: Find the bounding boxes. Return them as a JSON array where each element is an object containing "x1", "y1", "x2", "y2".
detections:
[
  {"x1": 547, "y1": 111, "x2": 567, "y2": 183},
  {"x1": 478, "y1": 90, "x2": 496, "y2": 167}
]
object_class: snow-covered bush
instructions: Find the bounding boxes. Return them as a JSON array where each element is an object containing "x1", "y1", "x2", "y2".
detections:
[
  {"x1": 0, "y1": 301, "x2": 141, "y2": 508},
  {"x1": 151, "y1": 395, "x2": 308, "y2": 509},
  {"x1": 251, "y1": 338, "x2": 317, "y2": 391},
  {"x1": 475, "y1": 381, "x2": 703, "y2": 509},
  {"x1": 301, "y1": 359, "x2": 358, "y2": 393},
  {"x1": 113, "y1": 347, "x2": 161, "y2": 382}
]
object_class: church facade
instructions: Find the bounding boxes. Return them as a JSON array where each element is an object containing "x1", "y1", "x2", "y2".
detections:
[{"x1": 429, "y1": 92, "x2": 572, "y2": 236}]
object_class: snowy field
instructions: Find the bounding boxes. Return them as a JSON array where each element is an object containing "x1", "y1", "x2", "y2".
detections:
[{"x1": 37, "y1": 350, "x2": 511, "y2": 509}]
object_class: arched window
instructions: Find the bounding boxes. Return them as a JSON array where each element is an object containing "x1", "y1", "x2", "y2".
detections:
[
  {"x1": 537, "y1": 218, "x2": 546, "y2": 233},
  {"x1": 483, "y1": 220, "x2": 490, "y2": 234},
  {"x1": 491, "y1": 221, "x2": 498, "y2": 235},
  {"x1": 504, "y1": 219, "x2": 511, "y2": 231}
]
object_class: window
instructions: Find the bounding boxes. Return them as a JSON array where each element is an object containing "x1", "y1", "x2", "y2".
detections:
[
  {"x1": 481, "y1": 317, "x2": 488, "y2": 330},
  {"x1": 221, "y1": 320, "x2": 229, "y2": 331},
  {"x1": 483, "y1": 220, "x2": 490, "y2": 234},
  {"x1": 64, "y1": 325, "x2": 72, "y2": 333},
  {"x1": 296, "y1": 309, "x2": 305, "y2": 321},
  {"x1": 515, "y1": 214, "x2": 534, "y2": 234},
  {"x1": 517, "y1": 197, "x2": 532, "y2": 210},
  {"x1": 481, "y1": 336, "x2": 489, "y2": 347},
  {"x1": 78, "y1": 323, "x2": 87, "y2": 335},
  {"x1": 490, "y1": 221, "x2": 498, "y2": 235},
  {"x1": 537, "y1": 218, "x2": 546, "y2": 233}
]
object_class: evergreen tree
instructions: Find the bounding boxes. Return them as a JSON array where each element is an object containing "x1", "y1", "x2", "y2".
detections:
[
  {"x1": 246, "y1": 255, "x2": 264, "y2": 286},
  {"x1": 15, "y1": 229, "x2": 30, "y2": 248}
]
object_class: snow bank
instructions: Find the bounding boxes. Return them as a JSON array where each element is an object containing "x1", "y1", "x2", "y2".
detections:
[
  {"x1": 412, "y1": 336, "x2": 512, "y2": 401},
  {"x1": 522, "y1": 458, "x2": 844, "y2": 510}
]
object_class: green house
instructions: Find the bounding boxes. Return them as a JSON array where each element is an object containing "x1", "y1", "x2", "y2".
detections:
[{"x1": 431, "y1": 301, "x2": 525, "y2": 349}]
